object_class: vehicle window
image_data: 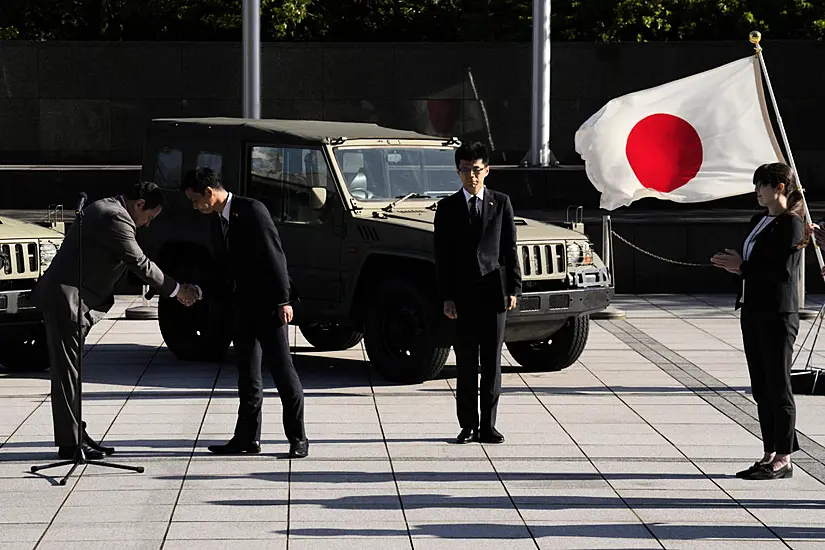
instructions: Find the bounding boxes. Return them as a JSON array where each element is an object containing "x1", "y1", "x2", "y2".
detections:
[
  {"x1": 248, "y1": 146, "x2": 335, "y2": 225},
  {"x1": 333, "y1": 147, "x2": 458, "y2": 201},
  {"x1": 154, "y1": 148, "x2": 182, "y2": 190},
  {"x1": 196, "y1": 152, "x2": 223, "y2": 177}
]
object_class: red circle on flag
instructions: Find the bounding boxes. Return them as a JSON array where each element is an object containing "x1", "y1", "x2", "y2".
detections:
[{"x1": 625, "y1": 113, "x2": 703, "y2": 193}]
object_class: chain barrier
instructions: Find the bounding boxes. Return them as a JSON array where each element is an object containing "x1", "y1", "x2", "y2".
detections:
[{"x1": 610, "y1": 229, "x2": 713, "y2": 268}]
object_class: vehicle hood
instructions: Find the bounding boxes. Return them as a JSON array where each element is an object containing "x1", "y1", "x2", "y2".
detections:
[
  {"x1": 371, "y1": 208, "x2": 587, "y2": 240},
  {"x1": 0, "y1": 216, "x2": 64, "y2": 240}
]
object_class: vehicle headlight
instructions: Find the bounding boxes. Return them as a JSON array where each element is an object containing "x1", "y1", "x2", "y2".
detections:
[
  {"x1": 39, "y1": 241, "x2": 59, "y2": 271},
  {"x1": 566, "y1": 241, "x2": 592, "y2": 265}
]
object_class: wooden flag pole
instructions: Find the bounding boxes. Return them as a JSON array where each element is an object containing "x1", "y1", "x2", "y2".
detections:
[{"x1": 750, "y1": 30, "x2": 824, "y2": 315}]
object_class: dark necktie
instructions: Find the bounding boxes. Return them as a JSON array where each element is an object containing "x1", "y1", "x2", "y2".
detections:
[
  {"x1": 469, "y1": 196, "x2": 480, "y2": 223},
  {"x1": 219, "y1": 214, "x2": 229, "y2": 247}
]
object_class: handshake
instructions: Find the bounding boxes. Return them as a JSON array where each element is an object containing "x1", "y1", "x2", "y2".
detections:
[{"x1": 175, "y1": 283, "x2": 203, "y2": 307}]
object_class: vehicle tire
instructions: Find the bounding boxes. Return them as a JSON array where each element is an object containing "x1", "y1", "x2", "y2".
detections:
[
  {"x1": 506, "y1": 315, "x2": 590, "y2": 372},
  {"x1": 159, "y1": 295, "x2": 232, "y2": 362},
  {"x1": 364, "y1": 278, "x2": 449, "y2": 384},
  {"x1": 300, "y1": 323, "x2": 363, "y2": 351},
  {"x1": 0, "y1": 322, "x2": 50, "y2": 372},
  {"x1": 157, "y1": 249, "x2": 232, "y2": 362}
]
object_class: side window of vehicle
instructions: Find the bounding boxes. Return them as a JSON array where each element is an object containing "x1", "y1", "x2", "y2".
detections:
[
  {"x1": 196, "y1": 152, "x2": 223, "y2": 178},
  {"x1": 248, "y1": 146, "x2": 335, "y2": 225},
  {"x1": 154, "y1": 148, "x2": 182, "y2": 190}
]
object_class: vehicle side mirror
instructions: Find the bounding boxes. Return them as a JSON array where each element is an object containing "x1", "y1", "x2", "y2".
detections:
[{"x1": 310, "y1": 187, "x2": 327, "y2": 210}]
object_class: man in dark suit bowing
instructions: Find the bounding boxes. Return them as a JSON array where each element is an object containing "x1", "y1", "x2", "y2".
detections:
[
  {"x1": 434, "y1": 141, "x2": 522, "y2": 445},
  {"x1": 180, "y1": 167, "x2": 308, "y2": 459}
]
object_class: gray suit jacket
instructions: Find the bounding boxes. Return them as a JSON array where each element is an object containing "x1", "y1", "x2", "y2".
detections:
[{"x1": 31, "y1": 196, "x2": 177, "y2": 325}]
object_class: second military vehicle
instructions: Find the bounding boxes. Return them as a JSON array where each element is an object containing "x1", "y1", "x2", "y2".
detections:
[
  {"x1": 0, "y1": 208, "x2": 64, "y2": 371},
  {"x1": 137, "y1": 118, "x2": 613, "y2": 383}
]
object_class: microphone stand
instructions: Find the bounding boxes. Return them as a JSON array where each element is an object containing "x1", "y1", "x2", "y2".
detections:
[{"x1": 31, "y1": 193, "x2": 145, "y2": 485}]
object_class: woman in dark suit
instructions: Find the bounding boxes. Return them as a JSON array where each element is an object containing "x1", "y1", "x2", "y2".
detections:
[{"x1": 711, "y1": 162, "x2": 809, "y2": 480}]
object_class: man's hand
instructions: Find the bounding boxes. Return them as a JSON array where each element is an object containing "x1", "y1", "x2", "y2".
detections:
[
  {"x1": 506, "y1": 295, "x2": 517, "y2": 311},
  {"x1": 443, "y1": 300, "x2": 457, "y2": 320},
  {"x1": 811, "y1": 223, "x2": 825, "y2": 249},
  {"x1": 176, "y1": 283, "x2": 200, "y2": 307},
  {"x1": 710, "y1": 249, "x2": 743, "y2": 275},
  {"x1": 278, "y1": 304, "x2": 294, "y2": 325}
]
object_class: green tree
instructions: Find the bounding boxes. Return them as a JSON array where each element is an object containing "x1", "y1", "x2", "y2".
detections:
[{"x1": 0, "y1": 0, "x2": 823, "y2": 41}]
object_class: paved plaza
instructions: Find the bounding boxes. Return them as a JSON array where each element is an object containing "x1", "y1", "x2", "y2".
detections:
[{"x1": 2, "y1": 294, "x2": 825, "y2": 549}]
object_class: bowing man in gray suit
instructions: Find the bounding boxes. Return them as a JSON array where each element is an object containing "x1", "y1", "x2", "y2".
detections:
[{"x1": 31, "y1": 182, "x2": 200, "y2": 459}]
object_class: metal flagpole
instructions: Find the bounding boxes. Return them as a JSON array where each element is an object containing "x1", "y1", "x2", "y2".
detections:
[
  {"x1": 749, "y1": 31, "x2": 825, "y2": 313},
  {"x1": 243, "y1": 0, "x2": 261, "y2": 119},
  {"x1": 530, "y1": 0, "x2": 551, "y2": 166}
]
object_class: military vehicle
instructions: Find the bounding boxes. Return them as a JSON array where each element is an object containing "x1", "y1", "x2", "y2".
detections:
[
  {"x1": 138, "y1": 117, "x2": 613, "y2": 383},
  {"x1": 0, "y1": 208, "x2": 64, "y2": 370}
]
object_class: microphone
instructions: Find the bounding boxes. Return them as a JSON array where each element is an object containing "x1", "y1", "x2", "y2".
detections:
[{"x1": 76, "y1": 192, "x2": 88, "y2": 214}]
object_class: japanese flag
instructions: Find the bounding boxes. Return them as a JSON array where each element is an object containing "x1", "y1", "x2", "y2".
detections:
[{"x1": 575, "y1": 56, "x2": 784, "y2": 211}]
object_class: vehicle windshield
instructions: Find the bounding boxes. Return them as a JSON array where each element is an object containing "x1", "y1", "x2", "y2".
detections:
[{"x1": 333, "y1": 147, "x2": 458, "y2": 202}]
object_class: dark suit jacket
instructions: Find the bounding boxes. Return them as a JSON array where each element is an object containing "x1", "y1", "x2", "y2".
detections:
[
  {"x1": 433, "y1": 188, "x2": 522, "y2": 311},
  {"x1": 211, "y1": 195, "x2": 298, "y2": 319},
  {"x1": 736, "y1": 211, "x2": 805, "y2": 313},
  {"x1": 32, "y1": 196, "x2": 177, "y2": 324}
]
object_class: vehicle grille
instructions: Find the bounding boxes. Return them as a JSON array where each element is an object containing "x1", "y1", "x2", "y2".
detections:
[
  {"x1": 518, "y1": 296, "x2": 541, "y2": 312},
  {"x1": 517, "y1": 242, "x2": 566, "y2": 280},
  {"x1": 0, "y1": 242, "x2": 39, "y2": 278},
  {"x1": 16, "y1": 292, "x2": 33, "y2": 309}
]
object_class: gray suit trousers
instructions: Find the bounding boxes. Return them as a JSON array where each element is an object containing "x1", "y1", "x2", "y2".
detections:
[{"x1": 42, "y1": 308, "x2": 91, "y2": 448}]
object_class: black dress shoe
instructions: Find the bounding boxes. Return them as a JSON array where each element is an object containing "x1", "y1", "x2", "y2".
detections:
[
  {"x1": 81, "y1": 421, "x2": 115, "y2": 456},
  {"x1": 289, "y1": 439, "x2": 309, "y2": 459},
  {"x1": 736, "y1": 461, "x2": 766, "y2": 478},
  {"x1": 58, "y1": 442, "x2": 104, "y2": 460},
  {"x1": 455, "y1": 429, "x2": 479, "y2": 444},
  {"x1": 479, "y1": 428, "x2": 505, "y2": 444},
  {"x1": 745, "y1": 462, "x2": 793, "y2": 480},
  {"x1": 207, "y1": 439, "x2": 261, "y2": 455}
]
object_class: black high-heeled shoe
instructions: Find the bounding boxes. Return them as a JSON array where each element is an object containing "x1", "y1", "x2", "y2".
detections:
[
  {"x1": 745, "y1": 462, "x2": 793, "y2": 480},
  {"x1": 735, "y1": 461, "x2": 766, "y2": 478}
]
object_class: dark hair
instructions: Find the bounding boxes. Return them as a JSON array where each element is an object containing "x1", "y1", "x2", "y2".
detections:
[
  {"x1": 180, "y1": 167, "x2": 224, "y2": 194},
  {"x1": 124, "y1": 181, "x2": 164, "y2": 210},
  {"x1": 754, "y1": 162, "x2": 809, "y2": 248},
  {"x1": 454, "y1": 141, "x2": 490, "y2": 168}
]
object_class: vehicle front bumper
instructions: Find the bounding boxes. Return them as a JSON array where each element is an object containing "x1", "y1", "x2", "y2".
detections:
[
  {"x1": 0, "y1": 290, "x2": 38, "y2": 317},
  {"x1": 504, "y1": 286, "x2": 613, "y2": 342}
]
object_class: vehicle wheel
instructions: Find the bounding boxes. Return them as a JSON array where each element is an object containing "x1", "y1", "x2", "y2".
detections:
[
  {"x1": 156, "y1": 249, "x2": 232, "y2": 362},
  {"x1": 159, "y1": 295, "x2": 232, "y2": 362},
  {"x1": 0, "y1": 323, "x2": 50, "y2": 372},
  {"x1": 506, "y1": 315, "x2": 590, "y2": 372},
  {"x1": 300, "y1": 323, "x2": 363, "y2": 351},
  {"x1": 364, "y1": 278, "x2": 449, "y2": 384}
]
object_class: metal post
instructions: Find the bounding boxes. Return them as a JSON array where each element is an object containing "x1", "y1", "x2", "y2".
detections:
[
  {"x1": 243, "y1": 0, "x2": 261, "y2": 119},
  {"x1": 530, "y1": 0, "x2": 551, "y2": 166},
  {"x1": 602, "y1": 214, "x2": 612, "y2": 287}
]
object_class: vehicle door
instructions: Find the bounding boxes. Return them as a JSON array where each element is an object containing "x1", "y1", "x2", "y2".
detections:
[{"x1": 243, "y1": 144, "x2": 344, "y2": 316}]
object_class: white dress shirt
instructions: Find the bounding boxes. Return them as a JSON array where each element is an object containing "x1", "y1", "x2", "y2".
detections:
[
  {"x1": 740, "y1": 215, "x2": 774, "y2": 303},
  {"x1": 221, "y1": 192, "x2": 234, "y2": 223}
]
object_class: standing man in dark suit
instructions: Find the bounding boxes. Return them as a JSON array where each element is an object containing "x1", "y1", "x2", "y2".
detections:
[
  {"x1": 180, "y1": 167, "x2": 308, "y2": 459},
  {"x1": 31, "y1": 182, "x2": 200, "y2": 459},
  {"x1": 434, "y1": 141, "x2": 522, "y2": 445}
]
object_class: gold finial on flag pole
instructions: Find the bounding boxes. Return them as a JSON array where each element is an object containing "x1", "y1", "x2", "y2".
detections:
[{"x1": 749, "y1": 30, "x2": 762, "y2": 53}]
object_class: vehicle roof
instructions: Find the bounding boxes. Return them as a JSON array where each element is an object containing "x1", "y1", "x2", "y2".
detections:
[{"x1": 149, "y1": 117, "x2": 451, "y2": 146}]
